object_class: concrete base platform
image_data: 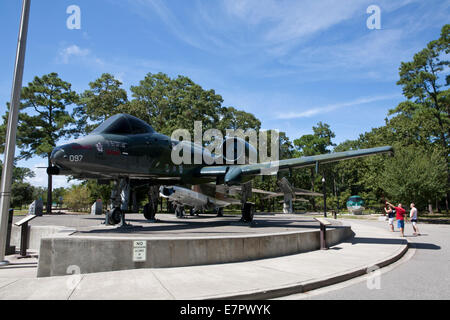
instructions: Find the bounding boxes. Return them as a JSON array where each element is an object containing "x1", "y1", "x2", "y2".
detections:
[
  {"x1": 33, "y1": 214, "x2": 353, "y2": 277},
  {"x1": 0, "y1": 220, "x2": 408, "y2": 300}
]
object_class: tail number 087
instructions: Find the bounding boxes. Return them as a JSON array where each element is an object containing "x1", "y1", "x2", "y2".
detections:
[{"x1": 69, "y1": 155, "x2": 83, "y2": 162}]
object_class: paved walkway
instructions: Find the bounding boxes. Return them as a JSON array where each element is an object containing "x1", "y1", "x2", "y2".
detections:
[
  {"x1": 0, "y1": 220, "x2": 407, "y2": 300},
  {"x1": 285, "y1": 220, "x2": 449, "y2": 300}
]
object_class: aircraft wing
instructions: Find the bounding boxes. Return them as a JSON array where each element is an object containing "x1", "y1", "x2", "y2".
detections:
[
  {"x1": 226, "y1": 185, "x2": 280, "y2": 196},
  {"x1": 294, "y1": 190, "x2": 323, "y2": 197},
  {"x1": 198, "y1": 146, "x2": 393, "y2": 185}
]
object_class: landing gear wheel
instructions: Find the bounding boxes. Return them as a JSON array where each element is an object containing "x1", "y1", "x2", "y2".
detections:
[
  {"x1": 241, "y1": 203, "x2": 254, "y2": 222},
  {"x1": 143, "y1": 203, "x2": 156, "y2": 220},
  {"x1": 175, "y1": 206, "x2": 185, "y2": 218},
  {"x1": 108, "y1": 207, "x2": 122, "y2": 225},
  {"x1": 189, "y1": 208, "x2": 195, "y2": 216}
]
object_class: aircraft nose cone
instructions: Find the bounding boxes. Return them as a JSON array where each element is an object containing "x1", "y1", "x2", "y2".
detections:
[
  {"x1": 160, "y1": 186, "x2": 174, "y2": 197},
  {"x1": 50, "y1": 146, "x2": 67, "y2": 165}
]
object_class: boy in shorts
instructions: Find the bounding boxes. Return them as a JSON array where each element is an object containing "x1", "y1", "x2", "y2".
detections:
[
  {"x1": 410, "y1": 203, "x2": 420, "y2": 236},
  {"x1": 384, "y1": 206, "x2": 395, "y2": 232}
]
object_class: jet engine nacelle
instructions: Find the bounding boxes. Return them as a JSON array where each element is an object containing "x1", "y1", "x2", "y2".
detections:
[{"x1": 220, "y1": 136, "x2": 257, "y2": 165}]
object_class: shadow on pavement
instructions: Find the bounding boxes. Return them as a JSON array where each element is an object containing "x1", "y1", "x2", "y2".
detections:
[
  {"x1": 348, "y1": 237, "x2": 441, "y2": 250},
  {"x1": 349, "y1": 237, "x2": 406, "y2": 245},
  {"x1": 409, "y1": 242, "x2": 441, "y2": 250}
]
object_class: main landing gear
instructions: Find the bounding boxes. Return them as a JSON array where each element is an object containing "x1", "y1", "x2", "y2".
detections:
[
  {"x1": 143, "y1": 185, "x2": 159, "y2": 222},
  {"x1": 105, "y1": 179, "x2": 131, "y2": 227},
  {"x1": 241, "y1": 202, "x2": 254, "y2": 223},
  {"x1": 240, "y1": 182, "x2": 254, "y2": 223},
  {"x1": 175, "y1": 204, "x2": 185, "y2": 218}
]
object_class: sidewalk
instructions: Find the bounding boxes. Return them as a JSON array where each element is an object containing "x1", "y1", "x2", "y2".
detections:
[{"x1": 0, "y1": 220, "x2": 408, "y2": 300}]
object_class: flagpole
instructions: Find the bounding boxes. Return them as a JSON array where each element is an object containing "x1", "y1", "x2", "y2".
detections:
[{"x1": 0, "y1": 0, "x2": 31, "y2": 265}]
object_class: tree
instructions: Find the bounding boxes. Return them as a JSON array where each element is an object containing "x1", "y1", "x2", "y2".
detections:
[
  {"x1": 84, "y1": 180, "x2": 112, "y2": 205},
  {"x1": 0, "y1": 160, "x2": 36, "y2": 208},
  {"x1": 11, "y1": 182, "x2": 34, "y2": 209},
  {"x1": 52, "y1": 187, "x2": 66, "y2": 208},
  {"x1": 74, "y1": 73, "x2": 128, "y2": 133},
  {"x1": 391, "y1": 24, "x2": 449, "y2": 210},
  {"x1": 10, "y1": 73, "x2": 79, "y2": 214},
  {"x1": 217, "y1": 107, "x2": 261, "y2": 133},
  {"x1": 293, "y1": 122, "x2": 336, "y2": 210},
  {"x1": 127, "y1": 73, "x2": 223, "y2": 136},
  {"x1": 293, "y1": 122, "x2": 336, "y2": 156},
  {"x1": 379, "y1": 145, "x2": 446, "y2": 212},
  {"x1": 63, "y1": 184, "x2": 91, "y2": 212},
  {"x1": 0, "y1": 160, "x2": 35, "y2": 183}
]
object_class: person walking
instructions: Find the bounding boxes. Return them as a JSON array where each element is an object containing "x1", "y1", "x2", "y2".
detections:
[
  {"x1": 384, "y1": 205, "x2": 395, "y2": 232},
  {"x1": 386, "y1": 202, "x2": 406, "y2": 237},
  {"x1": 410, "y1": 203, "x2": 420, "y2": 236}
]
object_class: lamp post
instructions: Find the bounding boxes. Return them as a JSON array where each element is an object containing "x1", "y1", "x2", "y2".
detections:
[
  {"x1": 334, "y1": 177, "x2": 340, "y2": 216},
  {"x1": 322, "y1": 176, "x2": 327, "y2": 218},
  {"x1": 0, "y1": 0, "x2": 31, "y2": 265}
]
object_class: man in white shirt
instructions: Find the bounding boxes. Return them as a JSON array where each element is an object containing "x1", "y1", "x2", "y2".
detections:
[{"x1": 410, "y1": 203, "x2": 420, "y2": 236}]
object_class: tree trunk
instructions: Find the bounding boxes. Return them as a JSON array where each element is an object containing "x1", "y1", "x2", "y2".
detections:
[
  {"x1": 428, "y1": 200, "x2": 433, "y2": 215},
  {"x1": 446, "y1": 193, "x2": 449, "y2": 213},
  {"x1": 47, "y1": 155, "x2": 52, "y2": 214}
]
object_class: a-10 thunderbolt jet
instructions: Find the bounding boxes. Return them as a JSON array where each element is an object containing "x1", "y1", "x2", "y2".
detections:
[{"x1": 48, "y1": 113, "x2": 393, "y2": 225}]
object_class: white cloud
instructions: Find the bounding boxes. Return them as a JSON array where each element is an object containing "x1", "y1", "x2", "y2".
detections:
[
  {"x1": 276, "y1": 94, "x2": 401, "y2": 119},
  {"x1": 58, "y1": 45, "x2": 90, "y2": 64},
  {"x1": 224, "y1": 0, "x2": 364, "y2": 43}
]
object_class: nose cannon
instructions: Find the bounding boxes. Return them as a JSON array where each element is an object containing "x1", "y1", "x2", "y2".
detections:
[{"x1": 47, "y1": 146, "x2": 67, "y2": 175}]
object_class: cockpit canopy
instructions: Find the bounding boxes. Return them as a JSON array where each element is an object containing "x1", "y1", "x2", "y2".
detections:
[{"x1": 90, "y1": 114, "x2": 155, "y2": 135}]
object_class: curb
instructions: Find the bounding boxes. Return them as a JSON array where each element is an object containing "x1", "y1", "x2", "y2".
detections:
[{"x1": 208, "y1": 235, "x2": 409, "y2": 300}]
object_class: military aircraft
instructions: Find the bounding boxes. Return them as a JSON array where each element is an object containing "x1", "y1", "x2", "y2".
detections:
[
  {"x1": 159, "y1": 185, "x2": 240, "y2": 218},
  {"x1": 48, "y1": 113, "x2": 393, "y2": 224}
]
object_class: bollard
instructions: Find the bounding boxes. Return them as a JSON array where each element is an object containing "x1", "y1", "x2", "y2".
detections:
[
  {"x1": 14, "y1": 214, "x2": 37, "y2": 259},
  {"x1": 319, "y1": 223, "x2": 327, "y2": 250},
  {"x1": 18, "y1": 220, "x2": 30, "y2": 258},
  {"x1": 314, "y1": 217, "x2": 331, "y2": 250},
  {"x1": 5, "y1": 209, "x2": 16, "y2": 255}
]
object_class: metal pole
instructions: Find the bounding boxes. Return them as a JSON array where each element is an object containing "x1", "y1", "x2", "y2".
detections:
[
  {"x1": 0, "y1": 0, "x2": 31, "y2": 265},
  {"x1": 322, "y1": 176, "x2": 327, "y2": 217}
]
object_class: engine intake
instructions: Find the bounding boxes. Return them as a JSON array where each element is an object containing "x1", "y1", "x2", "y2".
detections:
[{"x1": 220, "y1": 137, "x2": 257, "y2": 165}]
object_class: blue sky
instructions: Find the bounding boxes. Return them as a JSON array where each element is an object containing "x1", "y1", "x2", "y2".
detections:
[{"x1": 0, "y1": 0, "x2": 448, "y2": 187}]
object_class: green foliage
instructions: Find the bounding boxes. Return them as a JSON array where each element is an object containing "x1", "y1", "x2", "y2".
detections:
[
  {"x1": 0, "y1": 160, "x2": 35, "y2": 184},
  {"x1": 216, "y1": 106, "x2": 261, "y2": 132},
  {"x1": 33, "y1": 187, "x2": 47, "y2": 202},
  {"x1": 0, "y1": 160, "x2": 36, "y2": 208},
  {"x1": 11, "y1": 182, "x2": 34, "y2": 208},
  {"x1": 74, "y1": 73, "x2": 128, "y2": 133},
  {"x1": 331, "y1": 25, "x2": 449, "y2": 211},
  {"x1": 52, "y1": 187, "x2": 66, "y2": 208},
  {"x1": 84, "y1": 180, "x2": 112, "y2": 204},
  {"x1": 63, "y1": 184, "x2": 91, "y2": 212},
  {"x1": 379, "y1": 145, "x2": 446, "y2": 209},
  {"x1": 13, "y1": 73, "x2": 79, "y2": 159},
  {"x1": 127, "y1": 73, "x2": 224, "y2": 136},
  {"x1": 126, "y1": 72, "x2": 260, "y2": 137},
  {"x1": 293, "y1": 122, "x2": 336, "y2": 156}
]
